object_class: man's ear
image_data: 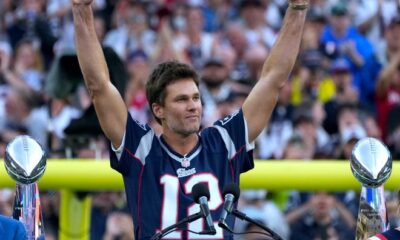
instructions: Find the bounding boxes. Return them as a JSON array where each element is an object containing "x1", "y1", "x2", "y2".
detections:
[{"x1": 152, "y1": 103, "x2": 164, "y2": 120}]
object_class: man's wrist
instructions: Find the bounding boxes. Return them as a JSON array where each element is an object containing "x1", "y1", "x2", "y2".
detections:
[{"x1": 288, "y1": 2, "x2": 309, "y2": 10}]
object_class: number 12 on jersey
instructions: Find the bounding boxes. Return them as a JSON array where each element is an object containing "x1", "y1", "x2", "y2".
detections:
[{"x1": 159, "y1": 173, "x2": 224, "y2": 239}]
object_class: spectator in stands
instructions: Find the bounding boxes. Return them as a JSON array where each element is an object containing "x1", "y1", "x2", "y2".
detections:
[
  {"x1": 235, "y1": 190, "x2": 290, "y2": 240},
  {"x1": 360, "y1": 111, "x2": 381, "y2": 140},
  {"x1": 238, "y1": 0, "x2": 277, "y2": 49},
  {"x1": 302, "y1": 7, "x2": 326, "y2": 50},
  {"x1": 103, "y1": 210, "x2": 134, "y2": 240},
  {"x1": 291, "y1": 109, "x2": 318, "y2": 159},
  {"x1": 290, "y1": 49, "x2": 335, "y2": 105},
  {"x1": 350, "y1": 0, "x2": 383, "y2": 47},
  {"x1": 377, "y1": 14, "x2": 400, "y2": 66},
  {"x1": 12, "y1": 39, "x2": 44, "y2": 92},
  {"x1": 124, "y1": 50, "x2": 150, "y2": 124},
  {"x1": 349, "y1": 0, "x2": 400, "y2": 50},
  {"x1": 320, "y1": 2, "x2": 379, "y2": 109},
  {"x1": 151, "y1": 12, "x2": 187, "y2": 64},
  {"x1": 201, "y1": 0, "x2": 232, "y2": 33},
  {"x1": 287, "y1": 191, "x2": 355, "y2": 240},
  {"x1": 200, "y1": 55, "x2": 250, "y2": 126},
  {"x1": 7, "y1": 0, "x2": 57, "y2": 69},
  {"x1": 224, "y1": 22, "x2": 250, "y2": 83},
  {"x1": 47, "y1": 97, "x2": 82, "y2": 154},
  {"x1": 200, "y1": 57, "x2": 234, "y2": 126},
  {"x1": 103, "y1": 1, "x2": 156, "y2": 59},
  {"x1": 323, "y1": 58, "x2": 359, "y2": 135},
  {"x1": 90, "y1": 192, "x2": 122, "y2": 240},
  {"x1": 0, "y1": 40, "x2": 15, "y2": 88},
  {"x1": 376, "y1": 15, "x2": 400, "y2": 141},
  {"x1": 183, "y1": 5, "x2": 216, "y2": 70},
  {"x1": 0, "y1": 86, "x2": 47, "y2": 148},
  {"x1": 283, "y1": 133, "x2": 309, "y2": 160},
  {"x1": 0, "y1": 0, "x2": 15, "y2": 35},
  {"x1": 386, "y1": 106, "x2": 400, "y2": 159},
  {"x1": 0, "y1": 39, "x2": 37, "y2": 92},
  {"x1": 211, "y1": 42, "x2": 237, "y2": 75},
  {"x1": 297, "y1": 100, "x2": 332, "y2": 158},
  {"x1": 336, "y1": 103, "x2": 367, "y2": 159}
]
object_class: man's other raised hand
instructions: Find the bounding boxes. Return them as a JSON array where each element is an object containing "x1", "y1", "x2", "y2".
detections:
[{"x1": 72, "y1": 0, "x2": 93, "y2": 6}]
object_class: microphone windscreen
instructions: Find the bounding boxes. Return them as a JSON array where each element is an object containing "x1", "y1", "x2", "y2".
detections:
[
  {"x1": 192, "y1": 183, "x2": 210, "y2": 203},
  {"x1": 222, "y1": 183, "x2": 240, "y2": 202}
]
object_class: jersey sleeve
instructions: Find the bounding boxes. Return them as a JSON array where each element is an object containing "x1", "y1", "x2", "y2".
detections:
[
  {"x1": 213, "y1": 109, "x2": 255, "y2": 173},
  {"x1": 109, "y1": 113, "x2": 154, "y2": 175}
]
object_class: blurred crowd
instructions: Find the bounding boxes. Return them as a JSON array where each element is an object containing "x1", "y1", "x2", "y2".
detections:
[{"x1": 0, "y1": 0, "x2": 400, "y2": 239}]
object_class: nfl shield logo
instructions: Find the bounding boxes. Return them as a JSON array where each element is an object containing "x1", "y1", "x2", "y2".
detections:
[{"x1": 181, "y1": 159, "x2": 190, "y2": 168}]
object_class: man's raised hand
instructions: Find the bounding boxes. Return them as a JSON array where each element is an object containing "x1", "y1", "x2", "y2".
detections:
[
  {"x1": 288, "y1": 0, "x2": 309, "y2": 3},
  {"x1": 72, "y1": 0, "x2": 93, "y2": 5},
  {"x1": 287, "y1": 0, "x2": 309, "y2": 10}
]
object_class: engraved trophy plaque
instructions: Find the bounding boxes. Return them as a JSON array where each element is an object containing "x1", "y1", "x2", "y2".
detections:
[
  {"x1": 350, "y1": 137, "x2": 392, "y2": 240},
  {"x1": 5, "y1": 135, "x2": 46, "y2": 240}
]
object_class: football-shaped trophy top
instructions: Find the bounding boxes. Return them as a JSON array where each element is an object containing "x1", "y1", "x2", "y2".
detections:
[
  {"x1": 351, "y1": 137, "x2": 392, "y2": 188},
  {"x1": 4, "y1": 135, "x2": 46, "y2": 184}
]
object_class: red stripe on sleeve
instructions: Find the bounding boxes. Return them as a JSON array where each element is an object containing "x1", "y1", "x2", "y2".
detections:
[{"x1": 375, "y1": 233, "x2": 388, "y2": 240}]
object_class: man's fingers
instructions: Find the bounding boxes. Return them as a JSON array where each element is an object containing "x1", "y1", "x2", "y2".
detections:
[{"x1": 72, "y1": 0, "x2": 93, "y2": 5}]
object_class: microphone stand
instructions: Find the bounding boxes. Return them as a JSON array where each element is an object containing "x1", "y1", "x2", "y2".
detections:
[
  {"x1": 230, "y1": 209, "x2": 283, "y2": 240},
  {"x1": 151, "y1": 212, "x2": 205, "y2": 240}
]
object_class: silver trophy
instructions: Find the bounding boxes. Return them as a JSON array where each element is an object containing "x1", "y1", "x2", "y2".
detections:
[
  {"x1": 350, "y1": 137, "x2": 392, "y2": 240},
  {"x1": 4, "y1": 135, "x2": 46, "y2": 240}
]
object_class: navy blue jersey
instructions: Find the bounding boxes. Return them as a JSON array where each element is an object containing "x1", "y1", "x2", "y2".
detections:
[
  {"x1": 110, "y1": 109, "x2": 254, "y2": 239},
  {"x1": 370, "y1": 229, "x2": 400, "y2": 240}
]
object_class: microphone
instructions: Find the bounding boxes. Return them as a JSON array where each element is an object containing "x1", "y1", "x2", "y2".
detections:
[
  {"x1": 192, "y1": 183, "x2": 216, "y2": 235},
  {"x1": 218, "y1": 183, "x2": 240, "y2": 231}
]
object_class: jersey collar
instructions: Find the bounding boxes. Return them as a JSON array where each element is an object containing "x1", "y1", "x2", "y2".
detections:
[{"x1": 158, "y1": 135, "x2": 202, "y2": 166}]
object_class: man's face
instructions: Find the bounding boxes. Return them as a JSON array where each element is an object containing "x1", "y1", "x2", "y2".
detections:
[
  {"x1": 306, "y1": 68, "x2": 323, "y2": 88},
  {"x1": 201, "y1": 64, "x2": 228, "y2": 88},
  {"x1": 155, "y1": 79, "x2": 202, "y2": 136},
  {"x1": 226, "y1": 26, "x2": 247, "y2": 53},
  {"x1": 338, "y1": 109, "x2": 359, "y2": 132},
  {"x1": 332, "y1": 70, "x2": 351, "y2": 91},
  {"x1": 312, "y1": 192, "x2": 334, "y2": 219},
  {"x1": 241, "y1": 6, "x2": 264, "y2": 27},
  {"x1": 330, "y1": 15, "x2": 349, "y2": 35},
  {"x1": 386, "y1": 24, "x2": 400, "y2": 50},
  {"x1": 186, "y1": 8, "x2": 204, "y2": 32},
  {"x1": 343, "y1": 138, "x2": 358, "y2": 159}
]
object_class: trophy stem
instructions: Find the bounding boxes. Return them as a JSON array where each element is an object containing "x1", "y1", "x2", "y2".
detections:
[
  {"x1": 13, "y1": 183, "x2": 45, "y2": 240},
  {"x1": 356, "y1": 186, "x2": 389, "y2": 240},
  {"x1": 366, "y1": 186, "x2": 388, "y2": 231}
]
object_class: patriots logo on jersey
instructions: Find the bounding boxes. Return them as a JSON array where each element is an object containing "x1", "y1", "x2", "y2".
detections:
[
  {"x1": 133, "y1": 119, "x2": 147, "y2": 131},
  {"x1": 219, "y1": 110, "x2": 240, "y2": 125},
  {"x1": 176, "y1": 168, "x2": 196, "y2": 178}
]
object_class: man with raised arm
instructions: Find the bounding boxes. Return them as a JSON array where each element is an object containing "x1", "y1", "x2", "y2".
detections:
[{"x1": 71, "y1": 0, "x2": 308, "y2": 239}]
